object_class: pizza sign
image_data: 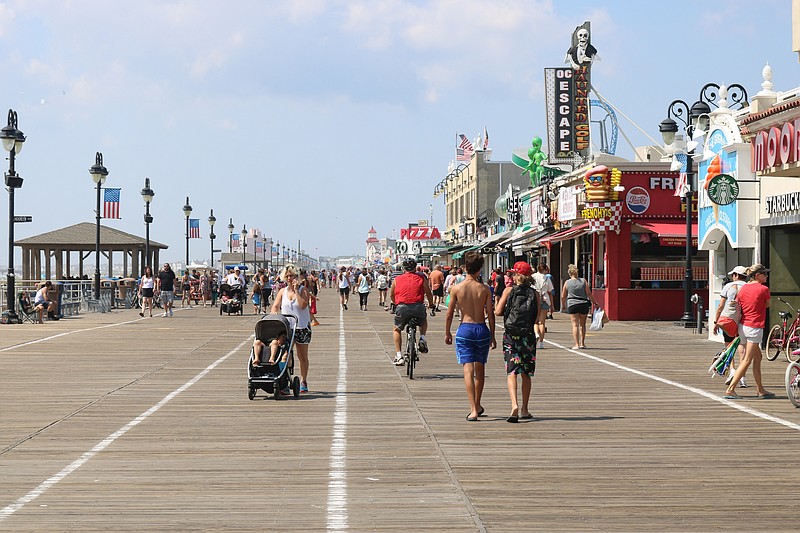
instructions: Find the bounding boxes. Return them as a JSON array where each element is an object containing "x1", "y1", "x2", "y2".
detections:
[{"x1": 399, "y1": 227, "x2": 442, "y2": 240}]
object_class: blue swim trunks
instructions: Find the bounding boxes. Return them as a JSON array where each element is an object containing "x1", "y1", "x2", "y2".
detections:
[{"x1": 455, "y1": 322, "x2": 491, "y2": 365}]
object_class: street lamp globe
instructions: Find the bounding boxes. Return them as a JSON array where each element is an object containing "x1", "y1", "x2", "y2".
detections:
[
  {"x1": 208, "y1": 210, "x2": 216, "y2": 229},
  {"x1": 183, "y1": 197, "x2": 192, "y2": 218},
  {"x1": 659, "y1": 117, "x2": 678, "y2": 146},
  {"x1": 690, "y1": 100, "x2": 711, "y2": 125},
  {"x1": 141, "y1": 178, "x2": 155, "y2": 204},
  {"x1": 89, "y1": 153, "x2": 108, "y2": 185}
]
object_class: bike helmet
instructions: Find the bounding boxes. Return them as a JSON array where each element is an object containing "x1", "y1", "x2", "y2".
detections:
[{"x1": 402, "y1": 257, "x2": 417, "y2": 271}]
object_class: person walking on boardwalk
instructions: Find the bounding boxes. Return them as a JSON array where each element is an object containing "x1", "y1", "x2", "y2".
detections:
[
  {"x1": 711, "y1": 266, "x2": 748, "y2": 389},
  {"x1": 156, "y1": 263, "x2": 176, "y2": 317},
  {"x1": 495, "y1": 261, "x2": 539, "y2": 423},
  {"x1": 376, "y1": 268, "x2": 389, "y2": 307},
  {"x1": 429, "y1": 264, "x2": 445, "y2": 313},
  {"x1": 532, "y1": 263, "x2": 554, "y2": 349},
  {"x1": 337, "y1": 266, "x2": 350, "y2": 310},
  {"x1": 139, "y1": 266, "x2": 156, "y2": 317},
  {"x1": 724, "y1": 264, "x2": 775, "y2": 400},
  {"x1": 445, "y1": 251, "x2": 496, "y2": 422},
  {"x1": 356, "y1": 268, "x2": 372, "y2": 311},
  {"x1": 560, "y1": 264, "x2": 599, "y2": 349},
  {"x1": 271, "y1": 263, "x2": 312, "y2": 393}
]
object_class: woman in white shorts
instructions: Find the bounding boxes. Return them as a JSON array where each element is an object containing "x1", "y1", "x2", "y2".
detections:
[{"x1": 724, "y1": 264, "x2": 775, "y2": 400}]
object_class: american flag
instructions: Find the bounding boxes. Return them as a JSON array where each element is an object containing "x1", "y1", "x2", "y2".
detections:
[
  {"x1": 483, "y1": 127, "x2": 489, "y2": 150},
  {"x1": 189, "y1": 219, "x2": 200, "y2": 238},
  {"x1": 231, "y1": 234, "x2": 240, "y2": 248},
  {"x1": 673, "y1": 153, "x2": 690, "y2": 197},
  {"x1": 103, "y1": 188, "x2": 121, "y2": 219},
  {"x1": 456, "y1": 133, "x2": 474, "y2": 161},
  {"x1": 256, "y1": 240, "x2": 263, "y2": 252}
]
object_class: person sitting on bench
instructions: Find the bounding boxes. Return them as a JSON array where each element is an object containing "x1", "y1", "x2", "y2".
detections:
[{"x1": 34, "y1": 281, "x2": 58, "y2": 322}]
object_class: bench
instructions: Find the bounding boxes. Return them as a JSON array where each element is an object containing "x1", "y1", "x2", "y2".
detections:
[{"x1": 61, "y1": 301, "x2": 81, "y2": 316}]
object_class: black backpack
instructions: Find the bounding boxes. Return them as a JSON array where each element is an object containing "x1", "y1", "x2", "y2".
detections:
[{"x1": 503, "y1": 285, "x2": 538, "y2": 335}]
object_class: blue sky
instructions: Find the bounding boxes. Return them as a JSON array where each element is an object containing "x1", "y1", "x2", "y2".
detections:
[{"x1": 0, "y1": 0, "x2": 795, "y2": 264}]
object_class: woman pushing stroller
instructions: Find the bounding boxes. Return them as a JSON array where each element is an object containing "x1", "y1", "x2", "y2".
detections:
[{"x1": 271, "y1": 263, "x2": 313, "y2": 393}]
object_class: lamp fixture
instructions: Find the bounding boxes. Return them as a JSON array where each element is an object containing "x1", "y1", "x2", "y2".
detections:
[{"x1": 670, "y1": 156, "x2": 683, "y2": 172}]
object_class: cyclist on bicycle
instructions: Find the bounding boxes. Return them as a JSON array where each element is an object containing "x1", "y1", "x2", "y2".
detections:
[{"x1": 390, "y1": 258, "x2": 435, "y2": 366}]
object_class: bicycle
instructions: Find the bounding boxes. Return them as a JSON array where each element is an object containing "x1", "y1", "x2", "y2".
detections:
[
  {"x1": 786, "y1": 361, "x2": 800, "y2": 408},
  {"x1": 765, "y1": 297, "x2": 800, "y2": 362},
  {"x1": 404, "y1": 317, "x2": 419, "y2": 380}
]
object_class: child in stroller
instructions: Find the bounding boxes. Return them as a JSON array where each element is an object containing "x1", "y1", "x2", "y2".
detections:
[{"x1": 252, "y1": 332, "x2": 288, "y2": 367}]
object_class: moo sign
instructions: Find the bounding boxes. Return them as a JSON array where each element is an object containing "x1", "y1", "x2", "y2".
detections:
[{"x1": 751, "y1": 118, "x2": 800, "y2": 171}]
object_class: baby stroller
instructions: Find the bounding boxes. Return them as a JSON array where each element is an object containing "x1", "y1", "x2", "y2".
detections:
[
  {"x1": 219, "y1": 283, "x2": 243, "y2": 315},
  {"x1": 247, "y1": 313, "x2": 301, "y2": 400}
]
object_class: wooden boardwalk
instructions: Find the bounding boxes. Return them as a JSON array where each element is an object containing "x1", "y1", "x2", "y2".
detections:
[{"x1": 1, "y1": 290, "x2": 798, "y2": 531}]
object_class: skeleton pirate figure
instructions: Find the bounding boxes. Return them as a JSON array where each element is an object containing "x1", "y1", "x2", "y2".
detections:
[{"x1": 564, "y1": 22, "x2": 598, "y2": 70}]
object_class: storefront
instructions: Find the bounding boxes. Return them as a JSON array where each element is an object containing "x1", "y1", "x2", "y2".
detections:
[{"x1": 585, "y1": 163, "x2": 708, "y2": 320}]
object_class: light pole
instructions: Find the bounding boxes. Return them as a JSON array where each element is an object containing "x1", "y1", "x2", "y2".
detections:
[
  {"x1": 281, "y1": 244, "x2": 285, "y2": 269},
  {"x1": 253, "y1": 234, "x2": 258, "y2": 272},
  {"x1": 183, "y1": 197, "x2": 192, "y2": 270},
  {"x1": 228, "y1": 218, "x2": 234, "y2": 253},
  {"x1": 141, "y1": 178, "x2": 154, "y2": 273},
  {"x1": 1, "y1": 110, "x2": 25, "y2": 321},
  {"x1": 241, "y1": 225, "x2": 248, "y2": 265},
  {"x1": 659, "y1": 83, "x2": 726, "y2": 327},
  {"x1": 261, "y1": 237, "x2": 267, "y2": 271},
  {"x1": 208, "y1": 209, "x2": 216, "y2": 267},
  {"x1": 89, "y1": 152, "x2": 108, "y2": 300}
]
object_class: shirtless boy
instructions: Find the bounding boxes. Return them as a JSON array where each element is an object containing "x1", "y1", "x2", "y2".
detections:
[{"x1": 444, "y1": 251, "x2": 496, "y2": 422}]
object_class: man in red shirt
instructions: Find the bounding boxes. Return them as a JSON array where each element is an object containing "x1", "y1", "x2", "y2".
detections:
[
  {"x1": 389, "y1": 258, "x2": 435, "y2": 366},
  {"x1": 429, "y1": 265, "x2": 445, "y2": 312}
]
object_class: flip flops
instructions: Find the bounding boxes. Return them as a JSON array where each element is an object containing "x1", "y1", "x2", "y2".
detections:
[{"x1": 723, "y1": 393, "x2": 742, "y2": 400}]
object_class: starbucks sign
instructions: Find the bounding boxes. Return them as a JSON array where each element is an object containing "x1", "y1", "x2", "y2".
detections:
[{"x1": 707, "y1": 174, "x2": 739, "y2": 206}]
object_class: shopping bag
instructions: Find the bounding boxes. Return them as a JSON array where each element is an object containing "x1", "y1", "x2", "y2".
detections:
[
  {"x1": 589, "y1": 308, "x2": 605, "y2": 331},
  {"x1": 715, "y1": 316, "x2": 738, "y2": 337}
]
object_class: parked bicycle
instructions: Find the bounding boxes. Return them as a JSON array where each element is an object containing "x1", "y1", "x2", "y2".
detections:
[
  {"x1": 404, "y1": 317, "x2": 419, "y2": 380},
  {"x1": 765, "y1": 297, "x2": 800, "y2": 362},
  {"x1": 785, "y1": 360, "x2": 800, "y2": 408}
]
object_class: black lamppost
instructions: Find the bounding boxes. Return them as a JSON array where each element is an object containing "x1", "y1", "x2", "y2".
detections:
[
  {"x1": 89, "y1": 152, "x2": 109, "y2": 300},
  {"x1": 141, "y1": 178, "x2": 154, "y2": 273},
  {"x1": 241, "y1": 225, "x2": 248, "y2": 264},
  {"x1": 261, "y1": 237, "x2": 267, "y2": 271},
  {"x1": 281, "y1": 244, "x2": 285, "y2": 269},
  {"x1": 183, "y1": 197, "x2": 192, "y2": 270},
  {"x1": 228, "y1": 218, "x2": 234, "y2": 253},
  {"x1": 253, "y1": 234, "x2": 258, "y2": 272},
  {"x1": 659, "y1": 83, "x2": 747, "y2": 327},
  {"x1": 208, "y1": 209, "x2": 216, "y2": 267},
  {"x1": 1, "y1": 110, "x2": 25, "y2": 321}
]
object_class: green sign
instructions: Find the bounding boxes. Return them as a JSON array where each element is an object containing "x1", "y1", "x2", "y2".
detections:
[{"x1": 707, "y1": 174, "x2": 739, "y2": 206}]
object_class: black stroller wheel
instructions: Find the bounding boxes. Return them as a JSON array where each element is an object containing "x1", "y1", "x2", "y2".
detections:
[
  {"x1": 292, "y1": 376, "x2": 301, "y2": 398},
  {"x1": 248, "y1": 387, "x2": 256, "y2": 401}
]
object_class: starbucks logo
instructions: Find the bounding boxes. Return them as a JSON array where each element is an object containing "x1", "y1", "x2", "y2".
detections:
[{"x1": 707, "y1": 174, "x2": 739, "y2": 206}]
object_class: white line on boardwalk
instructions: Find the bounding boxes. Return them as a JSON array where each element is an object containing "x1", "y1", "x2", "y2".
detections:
[
  {"x1": 0, "y1": 316, "x2": 148, "y2": 352},
  {"x1": 547, "y1": 340, "x2": 800, "y2": 432},
  {"x1": 326, "y1": 307, "x2": 348, "y2": 532},
  {"x1": 0, "y1": 335, "x2": 254, "y2": 522}
]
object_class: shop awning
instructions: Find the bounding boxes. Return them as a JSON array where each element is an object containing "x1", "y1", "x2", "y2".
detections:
[
  {"x1": 539, "y1": 222, "x2": 589, "y2": 245},
  {"x1": 445, "y1": 243, "x2": 469, "y2": 254},
  {"x1": 479, "y1": 230, "x2": 514, "y2": 248},
  {"x1": 499, "y1": 227, "x2": 553, "y2": 248},
  {"x1": 633, "y1": 221, "x2": 697, "y2": 237},
  {"x1": 633, "y1": 221, "x2": 698, "y2": 246},
  {"x1": 452, "y1": 243, "x2": 482, "y2": 259}
]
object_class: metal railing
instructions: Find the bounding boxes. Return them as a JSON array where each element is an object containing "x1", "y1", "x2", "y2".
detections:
[{"x1": 0, "y1": 279, "x2": 121, "y2": 315}]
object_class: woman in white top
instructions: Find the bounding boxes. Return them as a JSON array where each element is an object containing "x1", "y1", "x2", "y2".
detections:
[
  {"x1": 337, "y1": 266, "x2": 350, "y2": 310},
  {"x1": 272, "y1": 263, "x2": 312, "y2": 393},
  {"x1": 357, "y1": 269, "x2": 372, "y2": 311},
  {"x1": 139, "y1": 266, "x2": 156, "y2": 317}
]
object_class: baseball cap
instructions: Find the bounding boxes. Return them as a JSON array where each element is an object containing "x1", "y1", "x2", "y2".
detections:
[
  {"x1": 512, "y1": 261, "x2": 533, "y2": 276},
  {"x1": 750, "y1": 263, "x2": 770, "y2": 275},
  {"x1": 727, "y1": 266, "x2": 747, "y2": 277}
]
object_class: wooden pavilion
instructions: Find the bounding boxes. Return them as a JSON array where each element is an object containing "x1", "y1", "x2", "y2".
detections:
[{"x1": 15, "y1": 222, "x2": 168, "y2": 280}]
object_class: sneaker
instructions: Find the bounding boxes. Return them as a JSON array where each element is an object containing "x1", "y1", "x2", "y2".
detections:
[
  {"x1": 162, "y1": 312, "x2": 168, "y2": 318},
  {"x1": 739, "y1": 377, "x2": 748, "y2": 388},
  {"x1": 169, "y1": 309, "x2": 174, "y2": 317},
  {"x1": 537, "y1": 341, "x2": 545, "y2": 349},
  {"x1": 393, "y1": 355, "x2": 405, "y2": 366},
  {"x1": 300, "y1": 381, "x2": 308, "y2": 393},
  {"x1": 793, "y1": 348, "x2": 800, "y2": 356},
  {"x1": 418, "y1": 338, "x2": 428, "y2": 353}
]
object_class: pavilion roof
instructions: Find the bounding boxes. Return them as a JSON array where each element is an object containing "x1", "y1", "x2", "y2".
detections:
[{"x1": 15, "y1": 222, "x2": 168, "y2": 248}]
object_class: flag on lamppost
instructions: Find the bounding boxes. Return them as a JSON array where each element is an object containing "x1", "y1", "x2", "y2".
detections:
[
  {"x1": 674, "y1": 152, "x2": 690, "y2": 197},
  {"x1": 231, "y1": 234, "x2": 240, "y2": 248},
  {"x1": 189, "y1": 219, "x2": 201, "y2": 238},
  {"x1": 103, "y1": 188, "x2": 121, "y2": 219},
  {"x1": 483, "y1": 126, "x2": 489, "y2": 150}
]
